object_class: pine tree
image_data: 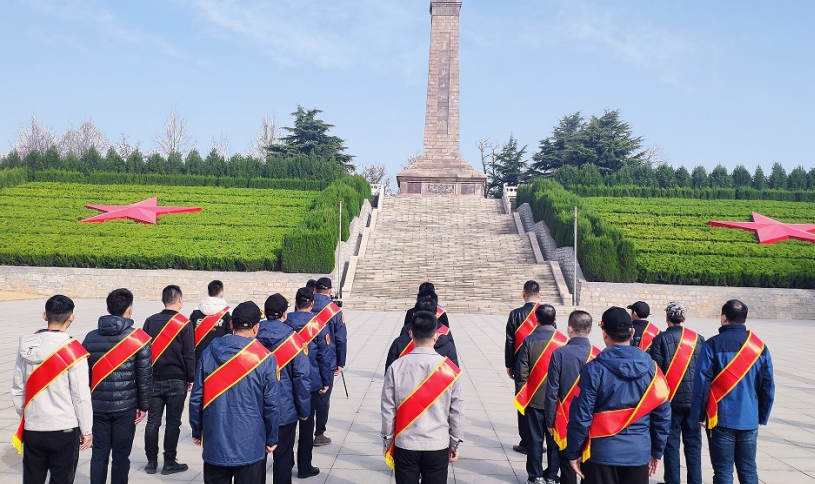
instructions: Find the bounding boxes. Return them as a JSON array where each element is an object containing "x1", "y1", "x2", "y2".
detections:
[
  {"x1": 691, "y1": 166, "x2": 709, "y2": 188},
  {"x1": 709, "y1": 164, "x2": 732, "y2": 188},
  {"x1": 788, "y1": 166, "x2": 807, "y2": 190},
  {"x1": 752, "y1": 165, "x2": 766, "y2": 189},
  {"x1": 494, "y1": 134, "x2": 528, "y2": 189},
  {"x1": 675, "y1": 166, "x2": 692, "y2": 187},
  {"x1": 267, "y1": 106, "x2": 354, "y2": 173},
  {"x1": 731, "y1": 164, "x2": 751, "y2": 187},
  {"x1": 768, "y1": 162, "x2": 787, "y2": 189}
]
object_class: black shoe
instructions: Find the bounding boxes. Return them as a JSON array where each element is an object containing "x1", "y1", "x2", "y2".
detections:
[
  {"x1": 512, "y1": 445, "x2": 528, "y2": 455},
  {"x1": 297, "y1": 467, "x2": 321, "y2": 478},
  {"x1": 161, "y1": 461, "x2": 189, "y2": 475},
  {"x1": 145, "y1": 461, "x2": 157, "y2": 474}
]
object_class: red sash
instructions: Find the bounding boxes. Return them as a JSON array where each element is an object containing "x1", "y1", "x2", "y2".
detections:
[
  {"x1": 664, "y1": 327, "x2": 699, "y2": 401},
  {"x1": 151, "y1": 312, "x2": 190, "y2": 364},
  {"x1": 398, "y1": 325, "x2": 451, "y2": 358},
  {"x1": 514, "y1": 331, "x2": 568, "y2": 415},
  {"x1": 638, "y1": 322, "x2": 659, "y2": 351},
  {"x1": 195, "y1": 307, "x2": 229, "y2": 347},
  {"x1": 203, "y1": 340, "x2": 272, "y2": 408},
  {"x1": 13, "y1": 339, "x2": 89, "y2": 453},
  {"x1": 91, "y1": 329, "x2": 151, "y2": 391},
  {"x1": 436, "y1": 307, "x2": 445, "y2": 319},
  {"x1": 582, "y1": 364, "x2": 669, "y2": 461},
  {"x1": 552, "y1": 345, "x2": 601, "y2": 450},
  {"x1": 271, "y1": 332, "x2": 307, "y2": 378},
  {"x1": 298, "y1": 303, "x2": 341, "y2": 345},
  {"x1": 513, "y1": 303, "x2": 539, "y2": 354},
  {"x1": 706, "y1": 331, "x2": 764, "y2": 429},
  {"x1": 385, "y1": 358, "x2": 461, "y2": 469}
]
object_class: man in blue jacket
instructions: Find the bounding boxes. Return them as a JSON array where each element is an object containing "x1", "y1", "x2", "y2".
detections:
[
  {"x1": 286, "y1": 288, "x2": 332, "y2": 479},
  {"x1": 311, "y1": 277, "x2": 346, "y2": 447},
  {"x1": 189, "y1": 301, "x2": 279, "y2": 484},
  {"x1": 258, "y1": 293, "x2": 312, "y2": 484},
  {"x1": 565, "y1": 307, "x2": 671, "y2": 484},
  {"x1": 690, "y1": 299, "x2": 774, "y2": 484}
]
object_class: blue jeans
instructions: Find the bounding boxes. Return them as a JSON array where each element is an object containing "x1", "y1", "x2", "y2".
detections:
[
  {"x1": 663, "y1": 407, "x2": 702, "y2": 484},
  {"x1": 707, "y1": 427, "x2": 758, "y2": 484},
  {"x1": 90, "y1": 410, "x2": 136, "y2": 484}
]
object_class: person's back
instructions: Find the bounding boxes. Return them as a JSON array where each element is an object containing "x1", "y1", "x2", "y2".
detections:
[
  {"x1": 189, "y1": 280, "x2": 232, "y2": 361},
  {"x1": 387, "y1": 323, "x2": 458, "y2": 372},
  {"x1": 285, "y1": 310, "x2": 332, "y2": 394}
]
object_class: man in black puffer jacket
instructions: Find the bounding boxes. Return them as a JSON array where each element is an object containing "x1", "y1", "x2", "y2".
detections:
[
  {"x1": 648, "y1": 301, "x2": 705, "y2": 484},
  {"x1": 83, "y1": 288, "x2": 153, "y2": 484}
]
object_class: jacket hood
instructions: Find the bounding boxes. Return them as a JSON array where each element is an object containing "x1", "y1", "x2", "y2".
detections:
[
  {"x1": 209, "y1": 334, "x2": 254, "y2": 365},
  {"x1": 98, "y1": 315, "x2": 134, "y2": 336},
  {"x1": 312, "y1": 293, "x2": 331, "y2": 311},
  {"x1": 199, "y1": 297, "x2": 229, "y2": 316},
  {"x1": 596, "y1": 345, "x2": 653, "y2": 380},
  {"x1": 18, "y1": 331, "x2": 71, "y2": 364},
  {"x1": 257, "y1": 319, "x2": 295, "y2": 349}
]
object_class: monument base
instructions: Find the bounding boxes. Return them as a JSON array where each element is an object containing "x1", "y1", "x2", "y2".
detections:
[{"x1": 396, "y1": 161, "x2": 486, "y2": 196}]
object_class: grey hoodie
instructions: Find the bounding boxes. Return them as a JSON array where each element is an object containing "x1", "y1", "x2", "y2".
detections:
[{"x1": 11, "y1": 331, "x2": 93, "y2": 434}]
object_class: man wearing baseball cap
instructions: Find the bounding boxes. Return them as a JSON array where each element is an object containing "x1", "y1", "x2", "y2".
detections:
[
  {"x1": 565, "y1": 307, "x2": 671, "y2": 484},
  {"x1": 311, "y1": 277, "x2": 347, "y2": 447},
  {"x1": 628, "y1": 301, "x2": 659, "y2": 351}
]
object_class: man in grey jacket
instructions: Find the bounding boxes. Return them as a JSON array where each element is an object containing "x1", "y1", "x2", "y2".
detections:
[
  {"x1": 12, "y1": 295, "x2": 93, "y2": 484},
  {"x1": 381, "y1": 310, "x2": 464, "y2": 484}
]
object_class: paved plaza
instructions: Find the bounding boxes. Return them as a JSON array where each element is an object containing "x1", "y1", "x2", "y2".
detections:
[{"x1": 0, "y1": 297, "x2": 813, "y2": 483}]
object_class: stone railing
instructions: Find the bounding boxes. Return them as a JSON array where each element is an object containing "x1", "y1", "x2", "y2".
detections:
[
  {"x1": 502, "y1": 184, "x2": 517, "y2": 214},
  {"x1": 333, "y1": 199, "x2": 373, "y2": 294}
]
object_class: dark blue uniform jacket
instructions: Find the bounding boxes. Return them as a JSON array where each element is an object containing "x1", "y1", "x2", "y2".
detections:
[
  {"x1": 285, "y1": 311, "x2": 333, "y2": 392},
  {"x1": 313, "y1": 293, "x2": 347, "y2": 368},
  {"x1": 257, "y1": 319, "x2": 312, "y2": 426},
  {"x1": 544, "y1": 336, "x2": 594, "y2": 429}
]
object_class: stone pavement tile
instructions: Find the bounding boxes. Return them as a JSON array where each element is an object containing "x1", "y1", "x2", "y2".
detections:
[
  {"x1": 452, "y1": 470, "x2": 522, "y2": 484},
  {"x1": 323, "y1": 468, "x2": 392, "y2": 484},
  {"x1": 759, "y1": 470, "x2": 815, "y2": 483}
]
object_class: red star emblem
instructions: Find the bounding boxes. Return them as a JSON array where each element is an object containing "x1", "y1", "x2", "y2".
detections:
[
  {"x1": 708, "y1": 212, "x2": 815, "y2": 244},
  {"x1": 80, "y1": 197, "x2": 201, "y2": 224}
]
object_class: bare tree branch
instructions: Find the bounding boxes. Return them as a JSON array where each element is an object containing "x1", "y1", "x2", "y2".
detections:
[
  {"x1": 154, "y1": 110, "x2": 193, "y2": 157},
  {"x1": 11, "y1": 116, "x2": 57, "y2": 157}
]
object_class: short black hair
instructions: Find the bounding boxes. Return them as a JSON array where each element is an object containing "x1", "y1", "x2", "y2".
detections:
[
  {"x1": 606, "y1": 330, "x2": 632, "y2": 343},
  {"x1": 418, "y1": 282, "x2": 435, "y2": 294},
  {"x1": 162, "y1": 285, "x2": 182, "y2": 306},
  {"x1": 523, "y1": 280, "x2": 540, "y2": 296},
  {"x1": 45, "y1": 295, "x2": 74, "y2": 324},
  {"x1": 208, "y1": 280, "x2": 224, "y2": 297},
  {"x1": 306, "y1": 279, "x2": 317, "y2": 290},
  {"x1": 722, "y1": 299, "x2": 748, "y2": 325},
  {"x1": 414, "y1": 295, "x2": 438, "y2": 314},
  {"x1": 568, "y1": 310, "x2": 592, "y2": 334},
  {"x1": 410, "y1": 310, "x2": 437, "y2": 342},
  {"x1": 535, "y1": 304, "x2": 557, "y2": 326},
  {"x1": 107, "y1": 288, "x2": 133, "y2": 317}
]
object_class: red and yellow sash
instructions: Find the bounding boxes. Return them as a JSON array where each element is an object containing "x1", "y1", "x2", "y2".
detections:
[
  {"x1": 514, "y1": 331, "x2": 568, "y2": 415},
  {"x1": 13, "y1": 339, "x2": 89, "y2": 453},
  {"x1": 298, "y1": 303, "x2": 341, "y2": 345},
  {"x1": 271, "y1": 332, "x2": 307, "y2": 378},
  {"x1": 582, "y1": 364, "x2": 669, "y2": 461},
  {"x1": 513, "y1": 303, "x2": 540, "y2": 354},
  {"x1": 436, "y1": 306, "x2": 445, "y2": 319},
  {"x1": 91, "y1": 329, "x2": 151, "y2": 392},
  {"x1": 638, "y1": 322, "x2": 659, "y2": 351},
  {"x1": 195, "y1": 307, "x2": 229, "y2": 347},
  {"x1": 398, "y1": 325, "x2": 451, "y2": 358},
  {"x1": 151, "y1": 312, "x2": 190, "y2": 364},
  {"x1": 203, "y1": 340, "x2": 272, "y2": 408},
  {"x1": 706, "y1": 331, "x2": 764, "y2": 429},
  {"x1": 552, "y1": 345, "x2": 602, "y2": 450},
  {"x1": 664, "y1": 327, "x2": 699, "y2": 401},
  {"x1": 385, "y1": 358, "x2": 461, "y2": 469}
]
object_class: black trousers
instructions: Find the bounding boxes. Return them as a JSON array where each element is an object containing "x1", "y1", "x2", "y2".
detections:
[
  {"x1": 145, "y1": 379, "x2": 187, "y2": 462},
  {"x1": 23, "y1": 428, "x2": 80, "y2": 484},
  {"x1": 272, "y1": 422, "x2": 297, "y2": 484},
  {"x1": 393, "y1": 447, "x2": 449, "y2": 484},
  {"x1": 559, "y1": 451, "x2": 578, "y2": 484},
  {"x1": 203, "y1": 458, "x2": 266, "y2": 484},
  {"x1": 90, "y1": 410, "x2": 137, "y2": 484},
  {"x1": 582, "y1": 461, "x2": 649, "y2": 484},
  {"x1": 315, "y1": 374, "x2": 334, "y2": 436},
  {"x1": 296, "y1": 392, "x2": 319, "y2": 470},
  {"x1": 526, "y1": 406, "x2": 559, "y2": 480},
  {"x1": 517, "y1": 410, "x2": 531, "y2": 447}
]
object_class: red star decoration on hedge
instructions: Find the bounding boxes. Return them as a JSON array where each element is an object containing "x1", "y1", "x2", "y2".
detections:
[
  {"x1": 708, "y1": 212, "x2": 815, "y2": 244},
  {"x1": 80, "y1": 197, "x2": 201, "y2": 224}
]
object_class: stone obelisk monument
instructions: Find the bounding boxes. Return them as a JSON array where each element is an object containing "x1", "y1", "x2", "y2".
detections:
[{"x1": 396, "y1": 0, "x2": 487, "y2": 196}]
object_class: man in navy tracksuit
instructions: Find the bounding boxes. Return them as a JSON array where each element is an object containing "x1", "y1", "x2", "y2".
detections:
[
  {"x1": 285, "y1": 288, "x2": 332, "y2": 479},
  {"x1": 565, "y1": 307, "x2": 671, "y2": 484},
  {"x1": 189, "y1": 301, "x2": 279, "y2": 484},
  {"x1": 311, "y1": 277, "x2": 346, "y2": 447},
  {"x1": 258, "y1": 294, "x2": 312, "y2": 484},
  {"x1": 690, "y1": 299, "x2": 774, "y2": 484}
]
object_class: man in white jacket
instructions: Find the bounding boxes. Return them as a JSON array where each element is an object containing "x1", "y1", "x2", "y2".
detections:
[
  {"x1": 188, "y1": 280, "x2": 232, "y2": 361},
  {"x1": 12, "y1": 295, "x2": 93, "y2": 484}
]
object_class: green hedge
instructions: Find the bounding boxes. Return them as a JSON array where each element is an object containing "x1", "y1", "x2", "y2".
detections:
[
  {"x1": 0, "y1": 168, "x2": 27, "y2": 189},
  {"x1": 516, "y1": 179, "x2": 637, "y2": 282},
  {"x1": 567, "y1": 184, "x2": 815, "y2": 202},
  {"x1": 281, "y1": 175, "x2": 372, "y2": 272}
]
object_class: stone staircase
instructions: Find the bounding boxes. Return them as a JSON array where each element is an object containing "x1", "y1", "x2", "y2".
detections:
[{"x1": 343, "y1": 196, "x2": 562, "y2": 314}]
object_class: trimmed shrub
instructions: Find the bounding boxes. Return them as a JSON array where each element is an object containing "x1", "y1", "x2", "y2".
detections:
[{"x1": 0, "y1": 168, "x2": 28, "y2": 189}]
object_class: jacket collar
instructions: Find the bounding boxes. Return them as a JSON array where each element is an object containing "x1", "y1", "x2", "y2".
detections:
[
  {"x1": 719, "y1": 324, "x2": 747, "y2": 334},
  {"x1": 666, "y1": 325, "x2": 684, "y2": 333},
  {"x1": 411, "y1": 347, "x2": 437, "y2": 355},
  {"x1": 567, "y1": 336, "x2": 591, "y2": 346}
]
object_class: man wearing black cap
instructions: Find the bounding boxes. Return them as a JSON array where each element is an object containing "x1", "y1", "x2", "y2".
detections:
[
  {"x1": 285, "y1": 288, "x2": 332, "y2": 479},
  {"x1": 565, "y1": 307, "x2": 671, "y2": 484},
  {"x1": 189, "y1": 301, "x2": 280, "y2": 484},
  {"x1": 402, "y1": 282, "x2": 451, "y2": 331},
  {"x1": 628, "y1": 301, "x2": 659, "y2": 351},
  {"x1": 258, "y1": 294, "x2": 312, "y2": 484},
  {"x1": 311, "y1": 277, "x2": 347, "y2": 447}
]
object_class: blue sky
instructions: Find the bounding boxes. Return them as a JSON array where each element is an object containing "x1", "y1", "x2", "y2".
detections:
[{"x1": 1, "y1": 0, "x2": 814, "y2": 180}]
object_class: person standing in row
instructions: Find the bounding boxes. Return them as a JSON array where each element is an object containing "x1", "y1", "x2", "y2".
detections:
[
  {"x1": 647, "y1": 302, "x2": 704, "y2": 484},
  {"x1": 12, "y1": 295, "x2": 93, "y2": 484},
  {"x1": 387, "y1": 296, "x2": 457, "y2": 372},
  {"x1": 189, "y1": 301, "x2": 280, "y2": 484},
  {"x1": 691, "y1": 299, "x2": 774, "y2": 484},
  {"x1": 258, "y1": 294, "x2": 312, "y2": 484},
  {"x1": 629, "y1": 301, "x2": 658, "y2": 351},
  {"x1": 311, "y1": 277, "x2": 346, "y2": 447},
  {"x1": 505, "y1": 280, "x2": 541, "y2": 454},
  {"x1": 142, "y1": 285, "x2": 195, "y2": 475},
  {"x1": 83, "y1": 288, "x2": 153, "y2": 484},
  {"x1": 402, "y1": 282, "x2": 451, "y2": 330},
  {"x1": 190, "y1": 280, "x2": 232, "y2": 361}
]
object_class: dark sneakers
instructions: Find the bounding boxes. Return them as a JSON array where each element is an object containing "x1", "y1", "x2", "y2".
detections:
[
  {"x1": 313, "y1": 434, "x2": 332, "y2": 447},
  {"x1": 145, "y1": 461, "x2": 157, "y2": 474},
  {"x1": 512, "y1": 445, "x2": 528, "y2": 455},
  {"x1": 297, "y1": 467, "x2": 321, "y2": 478},
  {"x1": 161, "y1": 461, "x2": 189, "y2": 475}
]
